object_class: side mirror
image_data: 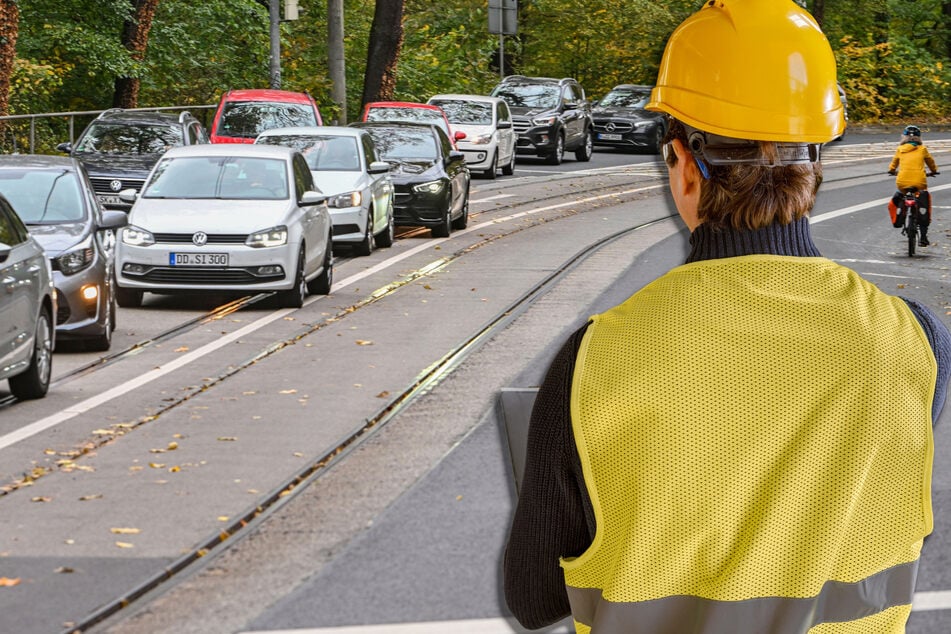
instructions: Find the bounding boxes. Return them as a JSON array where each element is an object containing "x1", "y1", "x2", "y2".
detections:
[
  {"x1": 118, "y1": 188, "x2": 138, "y2": 204},
  {"x1": 564, "y1": 103, "x2": 578, "y2": 111},
  {"x1": 447, "y1": 150, "x2": 465, "y2": 163},
  {"x1": 497, "y1": 120, "x2": 512, "y2": 130},
  {"x1": 300, "y1": 190, "x2": 328, "y2": 206},
  {"x1": 454, "y1": 130, "x2": 467, "y2": 141},
  {"x1": 368, "y1": 161, "x2": 390, "y2": 174},
  {"x1": 56, "y1": 142, "x2": 73, "y2": 154},
  {"x1": 100, "y1": 210, "x2": 129, "y2": 229}
]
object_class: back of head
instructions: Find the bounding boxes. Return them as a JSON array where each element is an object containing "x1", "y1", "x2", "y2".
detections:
[
  {"x1": 902, "y1": 125, "x2": 922, "y2": 145},
  {"x1": 647, "y1": 0, "x2": 845, "y2": 230}
]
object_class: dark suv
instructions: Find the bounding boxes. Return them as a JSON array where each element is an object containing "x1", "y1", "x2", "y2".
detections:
[
  {"x1": 490, "y1": 75, "x2": 593, "y2": 165},
  {"x1": 592, "y1": 84, "x2": 667, "y2": 154},
  {"x1": 57, "y1": 109, "x2": 209, "y2": 211}
]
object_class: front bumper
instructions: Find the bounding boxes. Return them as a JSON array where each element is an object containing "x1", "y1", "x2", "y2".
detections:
[
  {"x1": 392, "y1": 185, "x2": 451, "y2": 227},
  {"x1": 592, "y1": 120, "x2": 658, "y2": 148},
  {"x1": 329, "y1": 206, "x2": 368, "y2": 244},
  {"x1": 52, "y1": 267, "x2": 109, "y2": 340}
]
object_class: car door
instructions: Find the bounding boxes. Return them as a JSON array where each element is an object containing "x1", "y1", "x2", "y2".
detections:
[
  {"x1": 562, "y1": 83, "x2": 584, "y2": 147},
  {"x1": 0, "y1": 199, "x2": 45, "y2": 374},
  {"x1": 497, "y1": 101, "x2": 516, "y2": 164},
  {"x1": 436, "y1": 128, "x2": 467, "y2": 218},
  {"x1": 292, "y1": 153, "x2": 327, "y2": 277},
  {"x1": 362, "y1": 133, "x2": 392, "y2": 234}
]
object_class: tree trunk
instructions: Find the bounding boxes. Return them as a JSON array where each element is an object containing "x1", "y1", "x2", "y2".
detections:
[
  {"x1": 113, "y1": 0, "x2": 161, "y2": 109},
  {"x1": 811, "y1": 0, "x2": 825, "y2": 29},
  {"x1": 361, "y1": 0, "x2": 404, "y2": 107},
  {"x1": 944, "y1": 1, "x2": 951, "y2": 61},
  {"x1": 328, "y1": 0, "x2": 347, "y2": 123},
  {"x1": 0, "y1": 0, "x2": 18, "y2": 119}
]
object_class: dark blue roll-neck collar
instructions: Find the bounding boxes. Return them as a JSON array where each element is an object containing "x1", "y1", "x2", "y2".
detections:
[{"x1": 685, "y1": 216, "x2": 821, "y2": 263}]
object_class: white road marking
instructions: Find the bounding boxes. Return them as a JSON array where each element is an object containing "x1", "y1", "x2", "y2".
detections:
[{"x1": 472, "y1": 194, "x2": 515, "y2": 203}]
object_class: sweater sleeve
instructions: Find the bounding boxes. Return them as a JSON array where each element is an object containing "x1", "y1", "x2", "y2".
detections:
[
  {"x1": 503, "y1": 324, "x2": 594, "y2": 630},
  {"x1": 902, "y1": 297, "x2": 951, "y2": 423}
]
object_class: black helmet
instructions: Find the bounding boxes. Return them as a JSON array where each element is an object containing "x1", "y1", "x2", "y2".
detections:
[{"x1": 903, "y1": 125, "x2": 922, "y2": 137}]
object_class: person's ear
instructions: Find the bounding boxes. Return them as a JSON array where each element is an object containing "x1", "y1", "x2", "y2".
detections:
[{"x1": 670, "y1": 138, "x2": 701, "y2": 230}]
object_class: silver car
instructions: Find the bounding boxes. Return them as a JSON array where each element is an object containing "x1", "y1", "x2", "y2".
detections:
[
  {"x1": 427, "y1": 94, "x2": 517, "y2": 179},
  {"x1": 115, "y1": 144, "x2": 332, "y2": 309},
  {"x1": 255, "y1": 126, "x2": 395, "y2": 256},
  {"x1": 0, "y1": 195, "x2": 55, "y2": 399},
  {"x1": 0, "y1": 155, "x2": 128, "y2": 351}
]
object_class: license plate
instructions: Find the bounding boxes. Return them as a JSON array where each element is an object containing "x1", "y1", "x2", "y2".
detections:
[
  {"x1": 598, "y1": 133, "x2": 623, "y2": 141},
  {"x1": 97, "y1": 195, "x2": 123, "y2": 205},
  {"x1": 169, "y1": 252, "x2": 229, "y2": 266}
]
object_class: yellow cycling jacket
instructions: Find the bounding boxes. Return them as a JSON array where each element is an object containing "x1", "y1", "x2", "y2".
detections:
[
  {"x1": 889, "y1": 142, "x2": 938, "y2": 191},
  {"x1": 564, "y1": 255, "x2": 936, "y2": 634}
]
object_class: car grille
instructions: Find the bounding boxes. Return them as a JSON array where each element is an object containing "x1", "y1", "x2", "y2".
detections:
[
  {"x1": 89, "y1": 177, "x2": 146, "y2": 195},
  {"x1": 153, "y1": 233, "x2": 249, "y2": 244},
  {"x1": 134, "y1": 268, "x2": 282, "y2": 285},
  {"x1": 593, "y1": 120, "x2": 635, "y2": 133},
  {"x1": 332, "y1": 224, "x2": 360, "y2": 236},
  {"x1": 512, "y1": 117, "x2": 532, "y2": 134}
]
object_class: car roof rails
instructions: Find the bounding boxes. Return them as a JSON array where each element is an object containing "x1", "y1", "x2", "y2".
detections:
[
  {"x1": 178, "y1": 110, "x2": 193, "y2": 123},
  {"x1": 97, "y1": 107, "x2": 125, "y2": 119}
]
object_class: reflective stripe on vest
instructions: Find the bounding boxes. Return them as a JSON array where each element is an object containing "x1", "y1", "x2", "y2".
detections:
[
  {"x1": 563, "y1": 255, "x2": 936, "y2": 633},
  {"x1": 567, "y1": 559, "x2": 917, "y2": 633}
]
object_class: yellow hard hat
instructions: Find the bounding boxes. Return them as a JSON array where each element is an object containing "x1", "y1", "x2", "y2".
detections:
[{"x1": 647, "y1": 0, "x2": 845, "y2": 144}]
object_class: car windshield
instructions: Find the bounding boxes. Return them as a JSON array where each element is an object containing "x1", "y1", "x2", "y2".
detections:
[
  {"x1": 143, "y1": 156, "x2": 289, "y2": 200},
  {"x1": 74, "y1": 122, "x2": 182, "y2": 154},
  {"x1": 429, "y1": 100, "x2": 493, "y2": 125},
  {"x1": 363, "y1": 127, "x2": 437, "y2": 161},
  {"x1": 258, "y1": 134, "x2": 360, "y2": 171},
  {"x1": 0, "y1": 170, "x2": 85, "y2": 223},
  {"x1": 217, "y1": 102, "x2": 318, "y2": 139},
  {"x1": 492, "y1": 84, "x2": 559, "y2": 109},
  {"x1": 599, "y1": 90, "x2": 651, "y2": 108}
]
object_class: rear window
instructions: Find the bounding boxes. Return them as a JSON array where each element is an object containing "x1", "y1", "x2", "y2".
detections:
[
  {"x1": 143, "y1": 156, "x2": 289, "y2": 200},
  {"x1": 258, "y1": 134, "x2": 360, "y2": 171},
  {"x1": 429, "y1": 100, "x2": 493, "y2": 125},
  {"x1": 217, "y1": 102, "x2": 318, "y2": 140}
]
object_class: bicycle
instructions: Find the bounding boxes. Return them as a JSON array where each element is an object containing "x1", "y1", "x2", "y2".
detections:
[{"x1": 890, "y1": 171, "x2": 938, "y2": 257}]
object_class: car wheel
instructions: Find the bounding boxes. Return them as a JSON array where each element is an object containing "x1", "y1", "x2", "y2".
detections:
[
  {"x1": 116, "y1": 285, "x2": 143, "y2": 308},
  {"x1": 452, "y1": 187, "x2": 470, "y2": 230},
  {"x1": 85, "y1": 291, "x2": 113, "y2": 352},
  {"x1": 355, "y1": 210, "x2": 374, "y2": 256},
  {"x1": 574, "y1": 128, "x2": 593, "y2": 162},
  {"x1": 277, "y1": 246, "x2": 307, "y2": 308},
  {"x1": 484, "y1": 152, "x2": 498, "y2": 179},
  {"x1": 375, "y1": 208, "x2": 395, "y2": 248},
  {"x1": 307, "y1": 237, "x2": 334, "y2": 295},
  {"x1": 545, "y1": 134, "x2": 564, "y2": 165},
  {"x1": 431, "y1": 204, "x2": 452, "y2": 238},
  {"x1": 501, "y1": 149, "x2": 515, "y2": 176},
  {"x1": 9, "y1": 307, "x2": 53, "y2": 400},
  {"x1": 650, "y1": 126, "x2": 665, "y2": 154}
]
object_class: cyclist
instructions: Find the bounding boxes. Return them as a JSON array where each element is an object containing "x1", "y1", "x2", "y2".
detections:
[{"x1": 888, "y1": 124, "x2": 939, "y2": 246}]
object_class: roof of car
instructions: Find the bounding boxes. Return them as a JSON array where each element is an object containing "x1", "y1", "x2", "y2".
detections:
[
  {"x1": 220, "y1": 89, "x2": 315, "y2": 104},
  {"x1": 611, "y1": 84, "x2": 652, "y2": 91},
  {"x1": 497, "y1": 75, "x2": 574, "y2": 86},
  {"x1": 428, "y1": 94, "x2": 505, "y2": 104},
  {"x1": 365, "y1": 101, "x2": 443, "y2": 111},
  {"x1": 162, "y1": 144, "x2": 299, "y2": 160},
  {"x1": 256, "y1": 125, "x2": 365, "y2": 139},
  {"x1": 0, "y1": 155, "x2": 79, "y2": 169},
  {"x1": 93, "y1": 109, "x2": 191, "y2": 125}
]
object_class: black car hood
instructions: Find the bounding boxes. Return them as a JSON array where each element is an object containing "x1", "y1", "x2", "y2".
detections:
[
  {"x1": 74, "y1": 153, "x2": 161, "y2": 177},
  {"x1": 592, "y1": 106, "x2": 661, "y2": 122},
  {"x1": 25, "y1": 222, "x2": 88, "y2": 256},
  {"x1": 385, "y1": 159, "x2": 437, "y2": 175},
  {"x1": 507, "y1": 105, "x2": 556, "y2": 118}
]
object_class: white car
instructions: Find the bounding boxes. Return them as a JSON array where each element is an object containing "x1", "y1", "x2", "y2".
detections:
[
  {"x1": 427, "y1": 94, "x2": 516, "y2": 179},
  {"x1": 115, "y1": 144, "x2": 333, "y2": 309},
  {"x1": 255, "y1": 126, "x2": 394, "y2": 256},
  {"x1": 0, "y1": 195, "x2": 55, "y2": 399}
]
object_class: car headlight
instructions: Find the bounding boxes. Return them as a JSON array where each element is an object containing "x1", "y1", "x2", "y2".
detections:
[
  {"x1": 413, "y1": 180, "x2": 444, "y2": 195},
  {"x1": 532, "y1": 115, "x2": 558, "y2": 126},
  {"x1": 328, "y1": 191, "x2": 362, "y2": 208},
  {"x1": 122, "y1": 225, "x2": 154, "y2": 247},
  {"x1": 470, "y1": 134, "x2": 493, "y2": 145},
  {"x1": 246, "y1": 226, "x2": 288, "y2": 248},
  {"x1": 55, "y1": 238, "x2": 94, "y2": 275}
]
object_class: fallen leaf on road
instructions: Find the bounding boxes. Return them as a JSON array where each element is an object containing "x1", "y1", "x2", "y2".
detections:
[
  {"x1": 54, "y1": 567, "x2": 74, "y2": 574},
  {"x1": 0, "y1": 577, "x2": 20, "y2": 587},
  {"x1": 376, "y1": 391, "x2": 390, "y2": 398},
  {"x1": 355, "y1": 339, "x2": 373, "y2": 346},
  {"x1": 31, "y1": 496, "x2": 51, "y2": 503},
  {"x1": 279, "y1": 389, "x2": 297, "y2": 395},
  {"x1": 218, "y1": 436, "x2": 237, "y2": 442},
  {"x1": 111, "y1": 528, "x2": 141, "y2": 535},
  {"x1": 148, "y1": 462, "x2": 166, "y2": 469},
  {"x1": 174, "y1": 346, "x2": 189, "y2": 352},
  {"x1": 79, "y1": 494, "x2": 102, "y2": 501},
  {"x1": 115, "y1": 542, "x2": 134, "y2": 549}
]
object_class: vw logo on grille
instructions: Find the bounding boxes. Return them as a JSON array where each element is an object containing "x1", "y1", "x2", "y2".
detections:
[
  {"x1": 109, "y1": 179, "x2": 123, "y2": 192},
  {"x1": 192, "y1": 232, "x2": 208, "y2": 246},
  {"x1": 605, "y1": 122, "x2": 617, "y2": 132}
]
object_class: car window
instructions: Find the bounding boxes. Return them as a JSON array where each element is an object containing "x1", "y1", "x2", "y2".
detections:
[
  {"x1": 0, "y1": 198, "x2": 29, "y2": 246},
  {"x1": 563, "y1": 84, "x2": 580, "y2": 105},
  {"x1": 144, "y1": 156, "x2": 289, "y2": 200},
  {"x1": 361, "y1": 134, "x2": 378, "y2": 165},
  {"x1": 599, "y1": 89, "x2": 651, "y2": 108},
  {"x1": 498, "y1": 101, "x2": 511, "y2": 122},
  {"x1": 217, "y1": 102, "x2": 318, "y2": 140},
  {"x1": 292, "y1": 154, "x2": 312, "y2": 200},
  {"x1": 74, "y1": 122, "x2": 182, "y2": 154},
  {"x1": 364, "y1": 127, "x2": 438, "y2": 161},
  {"x1": 0, "y1": 170, "x2": 86, "y2": 224},
  {"x1": 429, "y1": 100, "x2": 493, "y2": 126},
  {"x1": 492, "y1": 84, "x2": 560, "y2": 109},
  {"x1": 259, "y1": 134, "x2": 360, "y2": 171}
]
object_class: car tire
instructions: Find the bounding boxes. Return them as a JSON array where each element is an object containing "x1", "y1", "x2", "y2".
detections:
[
  {"x1": 277, "y1": 246, "x2": 307, "y2": 308},
  {"x1": 574, "y1": 128, "x2": 593, "y2": 162},
  {"x1": 116, "y1": 285, "x2": 143, "y2": 309},
  {"x1": 9, "y1": 307, "x2": 53, "y2": 400},
  {"x1": 484, "y1": 152, "x2": 498, "y2": 179},
  {"x1": 650, "y1": 126, "x2": 665, "y2": 154},
  {"x1": 545, "y1": 134, "x2": 565, "y2": 165},
  {"x1": 501, "y1": 150, "x2": 515, "y2": 176},
  {"x1": 85, "y1": 291, "x2": 113, "y2": 352},
  {"x1": 307, "y1": 238, "x2": 334, "y2": 295},
  {"x1": 431, "y1": 204, "x2": 452, "y2": 238},
  {"x1": 355, "y1": 211, "x2": 374, "y2": 256},
  {"x1": 375, "y1": 208, "x2": 395, "y2": 248},
  {"x1": 452, "y1": 187, "x2": 469, "y2": 230}
]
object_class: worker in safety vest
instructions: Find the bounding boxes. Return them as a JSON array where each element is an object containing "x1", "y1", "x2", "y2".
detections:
[{"x1": 503, "y1": 1, "x2": 951, "y2": 632}]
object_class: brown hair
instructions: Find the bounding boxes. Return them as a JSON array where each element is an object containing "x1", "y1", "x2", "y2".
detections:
[{"x1": 663, "y1": 118, "x2": 823, "y2": 231}]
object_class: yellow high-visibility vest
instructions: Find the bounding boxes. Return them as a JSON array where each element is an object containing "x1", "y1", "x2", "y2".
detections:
[{"x1": 564, "y1": 255, "x2": 936, "y2": 634}]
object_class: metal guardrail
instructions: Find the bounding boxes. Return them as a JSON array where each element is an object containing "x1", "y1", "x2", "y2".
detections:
[{"x1": 0, "y1": 104, "x2": 216, "y2": 155}]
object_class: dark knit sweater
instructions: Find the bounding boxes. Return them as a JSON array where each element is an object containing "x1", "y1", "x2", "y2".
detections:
[{"x1": 502, "y1": 218, "x2": 951, "y2": 630}]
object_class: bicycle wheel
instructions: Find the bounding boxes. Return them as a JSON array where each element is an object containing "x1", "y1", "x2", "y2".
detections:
[{"x1": 907, "y1": 208, "x2": 917, "y2": 257}]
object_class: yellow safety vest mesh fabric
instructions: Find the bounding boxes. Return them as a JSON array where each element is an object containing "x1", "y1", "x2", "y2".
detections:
[{"x1": 563, "y1": 255, "x2": 935, "y2": 629}]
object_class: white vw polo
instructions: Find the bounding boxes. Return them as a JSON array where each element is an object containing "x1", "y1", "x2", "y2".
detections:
[{"x1": 115, "y1": 144, "x2": 332, "y2": 309}]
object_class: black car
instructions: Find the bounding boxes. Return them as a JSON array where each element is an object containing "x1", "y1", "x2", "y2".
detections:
[
  {"x1": 57, "y1": 109, "x2": 209, "y2": 212},
  {"x1": 591, "y1": 84, "x2": 667, "y2": 154},
  {"x1": 352, "y1": 121, "x2": 470, "y2": 238},
  {"x1": 490, "y1": 75, "x2": 593, "y2": 165}
]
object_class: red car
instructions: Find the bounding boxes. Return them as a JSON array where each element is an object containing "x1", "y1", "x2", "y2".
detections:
[
  {"x1": 210, "y1": 89, "x2": 323, "y2": 144},
  {"x1": 361, "y1": 101, "x2": 465, "y2": 147}
]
